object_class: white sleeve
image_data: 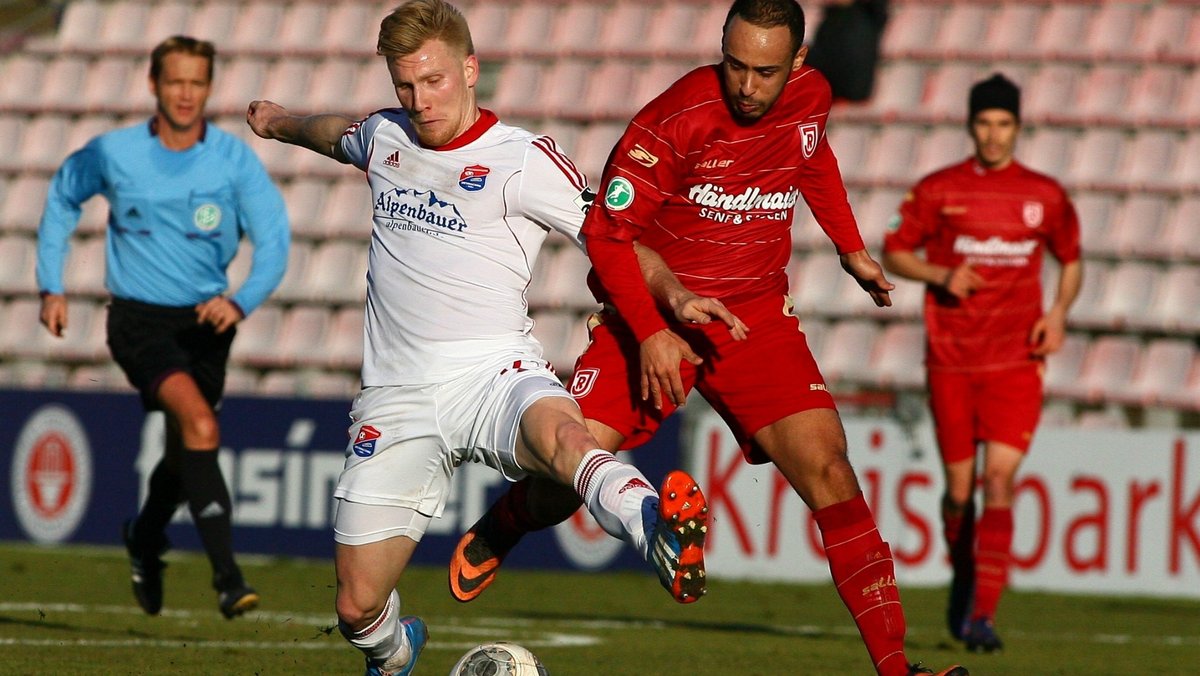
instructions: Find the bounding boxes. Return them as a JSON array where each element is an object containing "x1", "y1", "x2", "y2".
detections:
[
  {"x1": 516, "y1": 136, "x2": 595, "y2": 251},
  {"x1": 338, "y1": 113, "x2": 386, "y2": 171}
]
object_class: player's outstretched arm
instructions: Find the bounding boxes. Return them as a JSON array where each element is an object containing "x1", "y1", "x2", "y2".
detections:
[
  {"x1": 246, "y1": 100, "x2": 351, "y2": 163},
  {"x1": 840, "y1": 248, "x2": 895, "y2": 307}
]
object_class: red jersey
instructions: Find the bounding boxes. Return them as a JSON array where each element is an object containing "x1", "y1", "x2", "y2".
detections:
[
  {"x1": 883, "y1": 158, "x2": 1081, "y2": 372},
  {"x1": 583, "y1": 65, "x2": 865, "y2": 340}
]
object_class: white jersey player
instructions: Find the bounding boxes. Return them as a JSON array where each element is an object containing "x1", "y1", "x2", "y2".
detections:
[{"x1": 246, "y1": 2, "x2": 711, "y2": 675}]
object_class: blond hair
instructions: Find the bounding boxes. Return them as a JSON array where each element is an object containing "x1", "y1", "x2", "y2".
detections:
[{"x1": 377, "y1": 0, "x2": 474, "y2": 58}]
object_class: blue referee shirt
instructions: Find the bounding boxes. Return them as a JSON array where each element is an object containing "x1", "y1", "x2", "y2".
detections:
[{"x1": 36, "y1": 119, "x2": 289, "y2": 315}]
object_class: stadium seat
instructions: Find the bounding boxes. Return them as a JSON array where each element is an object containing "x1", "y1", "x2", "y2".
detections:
[
  {"x1": 1042, "y1": 333, "x2": 1088, "y2": 399},
  {"x1": 530, "y1": 310, "x2": 587, "y2": 376},
  {"x1": 229, "y1": 2, "x2": 285, "y2": 53},
  {"x1": 0, "y1": 234, "x2": 34, "y2": 295},
  {"x1": 1065, "y1": 128, "x2": 1128, "y2": 190},
  {"x1": 1071, "y1": 192, "x2": 1118, "y2": 258},
  {"x1": 1057, "y1": 335, "x2": 1141, "y2": 403},
  {"x1": 82, "y1": 58, "x2": 136, "y2": 112},
  {"x1": 36, "y1": 56, "x2": 87, "y2": 112},
  {"x1": 325, "y1": 305, "x2": 364, "y2": 370},
  {"x1": 143, "y1": 1, "x2": 191, "y2": 46},
  {"x1": 1077, "y1": 65, "x2": 1138, "y2": 125},
  {"x1": 1033, "y1": 4, "x2": 1095, "y2": 61},
  {"x1": 850, "y1": 187, "x2": 903, "y2": 254},
  {"x1": 598, "y1": 3, "x2": 656, "y2": 56},
  {"x1": 816, "y1": 319, "x2": 881, "y2": 385},
  {"x1": 1162, "y1": 358, "x2": 1200, "y2": 411},
  {"x1": 53, "y1": 0, "x2": 103, "y2": 51},
  {"x1": 17, "y1": 114, "x2": 72, "y2": 173},
  {"x1": 320, "y1": 177, "x2": 375, "y2": 240},
  {"x1": 527, "y1": 244, "x2": 597, "y2": 311},
  {"x1": 862, "y1": 126, "x2": 921, "y2": 185},
  {"x1": 541, "y1": 60, "x2": 593, "y2": 119},
  {"x1": 644, "y1": 3, "x2": 703, "y2": 57},
  {"x1": 0, "y1": 298, "x2": 42, "y2": 359},
  {"x1": 315, "y1": 3, "x2": 379, "y2": 54},
  {"x1": 505, "y1": 1, "x2": 557, "y2": 56},
  {"x1": 798, "y1": 316, "x2": 829, "y2": 364},
  {"x1": 1131, "y1": 3, "x2": 1193, "y2": 62},
  {"x1": 1024, "y1": 64, "x2": 1084, "y2": 124},
  {"x1": 571, "y1": 122, "x2": 626, "y2": 182},
  {"x1": 869, "y1": 322, "x2": 925, "y2": 389},
  {"x1": 857, "y1": 61, "x2": 926, "y2": 122},
  {"x1": 463, "y1": 1, "x2": 512, "y2": 58},
  {"x1": 1119, "y1": 129, "x2": 1180, "y2": 193},
  {"x1": 1109, "y1": 195, "x2": 1171, "y2": 259},
  {"x1": 985, "y1": 3, "x2": 1045, "y2": 60},
  {"x1": 275, "y1": 305, "x2": 333, "y2": 367},
  {"x1": 209, "y1": 58, "x2": 268, "y2": 115},
  {"x1": 924, "y1": 64, "x2": 986, "y2": 122},
  {"x1": 97, "y1": 0, "x2": 151, "y2": 51},
  {"x1": 1127, "y1": 65, "x2": 1187, "y2": 126},
  {"x1": 6, "y1": 360, "x2": 72, "y2": 389},
  {"x1": 1118, "y1": 338, "x2": 1196, "y2": 407},
  {"x1": 259, "y1": 61, "x2": 315, "y2": 110},
  {"x1": 1021, "y1": 127, "x2": 1075, "y2": 186},
  {"x1": 547, "y1": 3, "x2": 604, "y2": 55},
  {"x1": 1093, "y1": 261, "x2": 1161, "y2": 330},
  {"x1": 229, "y1": 303, "x2": 285, "y2": 368},
  {"x1": 0, "y1": 175, "x2": 49, "y2": 234},
  {"x1": 914, "y1": 126, "x2": 970, "y2": 178},
  {"x1": 1083, "y1": 2, "x2": 1144, "y2": 62},
  {"x1": 1137, "y1": 264, "x2": 1200, "y2": 335},
  {"x1": 1060, "y1": 259, "x2": 1109, "y2": 329},
  {"x1": 1160, "y1": 198, "x2": 1200, "y2": 261},
  {"x1": 1170, "y1": 130, "x2": 1200, "y2": 191},
  {"x1": 52, "y1": 300, "x2": 108, "y2": 362},
  {"x1": 0, "y1": 116, "x2": 22, "y2": 171},
  {"x1": 487, "y1": 60, "x2": 544, "y2": 118},
  {"x1": 223, "y1": 365, "x2": 261, "y2": 395},
  {"x1": 302, "y1": 240, "x2": 368, "y2": 304},
  {"x1": 584, "y1": 60, "x2": 639, "y2": 121},
  {"x1": 686, "y1": 2, "x2": 731, "y2": 58},
  {"x1": 280, "y1": 177, "x2": 329, "y2": 240},
  {"x1": 931, "y1": 4, "x2": 991, "y2": 58},
  {"x1": 305, "y1": 58, "x2": 361, "y2": 113},
  {"x1": 271, "y1": 241, "x2": 314, "y2": 303},
  {"x1": 790, "y1": 251, "x2": 845, "y2": 318},
  {"x1": 879, "y1": 3, "x2": 941, "y2": 57},
  {"x1": 274, "y1": 1, "x2": 326, "y2": 54},
  {"x1": 826, "y1": 124, "x2": 871, "y2": 185}
]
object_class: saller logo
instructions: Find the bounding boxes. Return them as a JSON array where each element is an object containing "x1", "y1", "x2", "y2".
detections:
[
  {"x1": 604, "y1": 177, "x2": 635, "y2": 211},
  {"x1": 628, "y1": 144, "x2": 659, "y2": 168}
]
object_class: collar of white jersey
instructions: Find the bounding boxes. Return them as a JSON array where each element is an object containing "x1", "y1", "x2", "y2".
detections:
[{"x1": 426, "y1": 108, "x2": 498, "y2": 151}]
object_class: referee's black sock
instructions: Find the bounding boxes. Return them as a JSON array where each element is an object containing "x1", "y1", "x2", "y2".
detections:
[
  {"x1": 133, "y1": 459, "x2": 184, "y2": 548},
  {"x1": 180, "y1": 448, "x2": 242, "y2": 589}
]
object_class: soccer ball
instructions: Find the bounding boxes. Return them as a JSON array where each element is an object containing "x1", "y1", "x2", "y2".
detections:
[{"x1": 449, "y1": 642, "x2": 549, "y2": 676}]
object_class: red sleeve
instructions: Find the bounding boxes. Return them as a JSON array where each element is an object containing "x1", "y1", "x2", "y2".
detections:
[
  {"x1": 1045, "y1": 189, "x2": 1082, "y2": 265},
  {"x1": 799, "y1": 133, "x2": 866, "y2": 254},
  {"x1": 582, "y1": 104, "x2": 686, "y2": 342},
  {"x1": 883, "y1": 178, "x2": 940, "y2": 253}
]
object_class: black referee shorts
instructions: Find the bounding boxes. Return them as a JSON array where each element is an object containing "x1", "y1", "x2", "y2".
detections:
[{"x1": 106, "y1": 297, "x2": 236, "y2": 411}]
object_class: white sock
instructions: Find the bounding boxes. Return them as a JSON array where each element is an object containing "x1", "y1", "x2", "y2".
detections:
[
  {"x1": 339, "y1": 589, "x2": 411, "y2": 666},
  {"x1": 572, "y1": 449, "x2": 658, "y2": 559}
]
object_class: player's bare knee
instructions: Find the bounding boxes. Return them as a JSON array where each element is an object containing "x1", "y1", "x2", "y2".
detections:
[
  {"x1": 180, "y1": 412, "x2": 219, "y2": 449},
  {"x1": 335, "y1": 587, "x2": 387, "y2": 630},
  {"x1": 980, "y1": 469, "x2": 1016, "y2": 506}
]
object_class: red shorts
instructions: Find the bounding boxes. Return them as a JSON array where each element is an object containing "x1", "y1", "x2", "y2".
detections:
[
  {"x1": 568, "y1": 295, "x2": 835, "y2": 464},
  {"x1": 927, "y1": 363, "x2": 1044, "y2": 464}
]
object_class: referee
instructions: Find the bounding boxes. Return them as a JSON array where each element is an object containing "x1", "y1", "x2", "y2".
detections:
[{"x1": 35, "y1": 36, "x2": 290, "y2": 619}]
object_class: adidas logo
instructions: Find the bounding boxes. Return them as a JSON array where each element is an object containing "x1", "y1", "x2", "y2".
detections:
[
  {"x1": 383, "y1": 150, "x2": 400, "y2": 168},
  {"x1": 618, "y1": 478, "x2": 651, "y2": 494},
  {"x1": 125, "y1": 206, "x2": 141, "y2": 219}
]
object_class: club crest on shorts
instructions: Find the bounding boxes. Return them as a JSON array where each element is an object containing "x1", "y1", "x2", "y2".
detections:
[
  {"x1": 569, "y1": 368, "x2": 600, "y2": 398},
  {"x1": 1023, "y1": 201, "x2": 1044, "y2": 228},
  {"x1": 798, "y1": 122, "x2": 820, "y2": 159},
  {"x1": 352, "y1": 425, "x2": 381, "y2": 457},
  {"x1": 459, "y1": 164, "x2": 490, "y2": 192}
]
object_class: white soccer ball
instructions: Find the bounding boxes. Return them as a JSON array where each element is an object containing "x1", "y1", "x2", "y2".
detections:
[{"x1": 449, "y1": 641, "x2": 549, "y2": 676}]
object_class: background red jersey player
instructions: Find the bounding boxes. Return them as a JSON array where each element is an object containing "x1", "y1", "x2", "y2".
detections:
[{"x1": 882, "y1": 73, "x2": 1083, "y2": 653}]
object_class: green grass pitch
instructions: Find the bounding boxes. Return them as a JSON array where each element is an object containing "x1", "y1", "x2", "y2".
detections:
[{"x1": 1, "y1": 543, "x2": 1197, "y2": 675}]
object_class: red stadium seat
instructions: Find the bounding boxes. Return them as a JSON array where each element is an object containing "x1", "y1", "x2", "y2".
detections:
[
  {"x1": 275, "y1": 305, "x2": 334, "y2": 367},
  {"x1": 0, "y1": 234, "x2": 34, "y2": 295},
  {"x1": 816, "y1": 319, "x2": 881, "y2": 385},
  {"x1": 1138, "y1": 265, "x2": 1200, "y2": 335},
  {"x1": 0, "y1": 175, "x2": 49, "y2": 234},
  {"x1": 1042, "y1": 333, "x2": 1088, "y2": 400},
  {"x1": 325, "y1": 305, "x2": 365, "y2": 370},
  {"x1": 931, "y1": 4, "x2": 992, "y2": 58},
  {"x1": 276, "y1": 1, "x2": 327, "y2": 54},
  {"x1": 229, "y1": 304, "x2": 286, "y2": 368},
  {"x1": 869, "y1": 322, "x2": 925, "y2": 389},
  {"x1": 1118, "y1": 338, "x2": 1196, "y2": 407},
  {"x1": 1161, "y1": 198, "x2": 1200, "y2": 261},
  {"x1": 1033, "y1": 4, "x2": 1095, "y2": 61},
  {"x1": 1023, "y1": 64, "x2": 1084, "y2": 124},
  {"x1": 61, "y1": 236, "x2": 108, "y2": 298},
  {"x1": 97, "y1": 0, "x2": 151, "y2": 51},
  {"x1": 985, "y1": 3, "x2": 1045, "y2": 60},
  {"x1": 229, "y1": 2, "x2": 285, "y2": 53},
  {"x1": 1119, "y1": 130, "x2": 1180, "y2": 193},
  {"x1": 303, "y1": 240, "x2": 367, "y2": 304},
  {"x1": 1109, "y1": 195, "x2": 1171, "y2": 259},
  {"x1": 880, "y1": 3, "x2": 942, "y2": 57}
]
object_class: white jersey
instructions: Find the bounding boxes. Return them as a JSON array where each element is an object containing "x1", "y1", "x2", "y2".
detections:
[{"x1": 340, "y1": 109, "x2": 592, "y2": 386}]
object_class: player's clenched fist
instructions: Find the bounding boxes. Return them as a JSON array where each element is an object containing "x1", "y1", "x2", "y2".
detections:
[{"x1": 246, "y1": 100, "x2": 288, "y2": 140}]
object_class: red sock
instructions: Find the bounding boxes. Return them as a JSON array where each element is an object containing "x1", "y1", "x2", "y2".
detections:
[
  {"x1": 972, "y1": 506, "x2": 1014, "y2": 619},
  {"x1": 814, "y1": 493, "x2": 909, "y2": 676},
  {"x1": 942, "y1": 498, "x2": 976, "y2": 572}
]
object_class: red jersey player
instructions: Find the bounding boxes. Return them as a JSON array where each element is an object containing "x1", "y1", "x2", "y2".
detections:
[
  {"x1": 882, "y1": 73, "x2": 1083, "y2": 653},
  {"x1": 451, "y1": 2, "x2": 967, "y2": 675}
]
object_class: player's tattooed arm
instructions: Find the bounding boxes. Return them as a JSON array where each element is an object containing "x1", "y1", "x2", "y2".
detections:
[{"x1": 246, "y1": 100, "x2": 352, "y2": 163}]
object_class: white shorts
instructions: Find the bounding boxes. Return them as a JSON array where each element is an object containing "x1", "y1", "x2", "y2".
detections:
[{"x1": 332, "y1": 355, "x2": 573, "y2": 544}]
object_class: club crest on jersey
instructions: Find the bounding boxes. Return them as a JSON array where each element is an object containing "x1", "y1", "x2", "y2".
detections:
[
  {"x1": 798, "y1": 122, "x2": 820, "y2": 159},
  {"x1": 604, "y1": 177, "x2": 635, "y2": 211},
  {"x1": 569, "y1": 368, "x2": 600, "y2": 398},
  {"x1": 1023, "y1": 201, "x2": 1044, "y2": 228},
  {"x1": 193, "y1": 204, "x2": 221, "y2": 231},
  {"x1": 375, "y1": 187, "x2": 468, "y2": 235},
  {"x1": 459, "y1": 164, "x2": 490, "y2": 192},
  {"x1": 352, "y1": 425, "x2": 381, "y2": 457}
]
